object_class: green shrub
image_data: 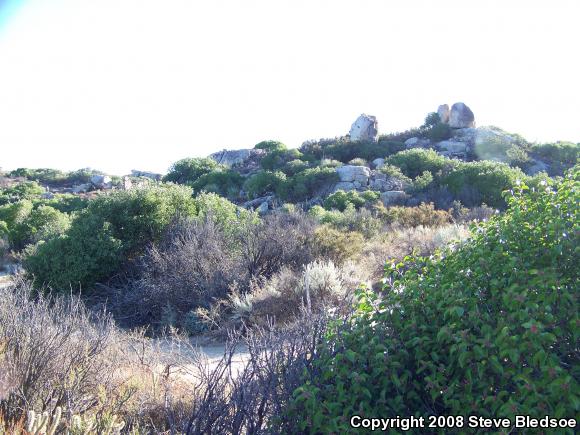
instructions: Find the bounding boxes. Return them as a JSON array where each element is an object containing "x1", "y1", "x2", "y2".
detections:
[
  {"x1": 24, "y1": 184, "x2": 197, "y2": 290},
  {"x1": 282, "y1": 159, "x2": 310, "y2": 176},
  {"x1": 9, "y1": 205, "x2": 70, "y2": 250},
  {"x1": 313, "y1": 225, "x2": 364, "y2": 264},
  {"x1": 261, "y1": 148, "x2": 303, "y2": 171},
  {"x1": 374, "y1": 202, "x2": 452, "y2": 227},
  {"x1": 190, "y1": 168, "x2": 243, "y2": 198},
  {"x1": 410, "y1": 170, "x2": 434, "y2": 193},
  {"x1": 310, "y1": 204, "x2": 382, "y2": 238},
  {"x1": 386, "y1": 149, "x2": 451, "y2": 178},
  {"x1": 34, "y1": 194, "x2": 88, "y2": 214},
  {"x1": 323, "y1": 190, "x2": 379, "y2": 212},
  {"x1": 282, "y1": 167, "x2": 338, "y2": 202},
  {"x1": 254, "y1": 140, "x2": 287, "y2": 152},
  {"x1": 442, "y1": 160, "x2": 525, "y2": 208},
  {"x1": 243, "y1": 171, "x2": 287, "y2": 199},
  {"x1": 0, "y1": 181, "x2": 44, "y2": 205},
  {"x1": 163, "y1": 157, "x2": 221, "y2": 185},
  {"x1": 347, "y1": 158, "x2": 368, "y2": 166},
  {"x1": 193, "y1": 192, "x2": 257, "y2": 237},
  {"x1": 290, "y1": 167, "x2": 579, "y2": 432},
  {"x1": 300, "y1": 137, "x2": 404, "y2": 163},
  {"x1": 531, "y1": 141, "x2": 579, "y2": 165}
]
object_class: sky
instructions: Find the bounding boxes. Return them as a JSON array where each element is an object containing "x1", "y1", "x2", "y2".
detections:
[{"x1": 0, "y1": 0, "x2": 578, "y2": 175}]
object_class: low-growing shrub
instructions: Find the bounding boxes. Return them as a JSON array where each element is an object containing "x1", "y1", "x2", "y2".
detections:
[
  {"x1": 323, "y1": 189, "x2": 379, "y2": 211},
  {"x1": 289, "y1": 167, "x2": 579, "y2": 432},
  {"x1": 243, "y1": 170, "x2": 287, "y2": 199},
  {"x1": 374, "y1": 202, "x2": 452, "y2": 227},
  {"x1": 261, "y1": 148, "x2": 303, "y2": 171},
  {"x1": 386, "y1": 148, "x2": 451, "y2": 178},
  {"x1": 282, "y1": 167, "x2": 338, "y2": 202},
  {"x1": 312, "y1": 225, "x2": 364, "y2": 264}
]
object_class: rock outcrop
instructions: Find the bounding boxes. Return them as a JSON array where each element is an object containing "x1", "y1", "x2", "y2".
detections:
[
  {"x1": 336, "y1": 165, "x2": 371, "y2": 189},
  {"x1": 349, "y1": 114, "x2": 378, "y2": 142},
  {"x1": 448, "y1": 102, "x2": 475, "y2": 128},
  {"x1": 369, "y1": 173, "x2": 406, "y2": 192},
  {"x1": 405, "y1": 137, "x2": 432, "y2": 149},
  {"x1": 90, "y1": 175, "x2": 112, "y2": 189},
  {"x1": 210, "y1": 148, "x2": 265, "y2": 168}
]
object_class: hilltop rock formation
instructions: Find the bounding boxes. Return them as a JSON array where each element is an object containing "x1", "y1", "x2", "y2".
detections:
[
  {"x1": 349, "y1": 114, "x2": 378, "y2": 142},
  {"x1": 448, "y1": 102, "x2": 476, "y2": 128}
]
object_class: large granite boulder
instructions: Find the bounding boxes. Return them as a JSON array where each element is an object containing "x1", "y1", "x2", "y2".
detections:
[
  {"x1": 404, "y1": 137, "x2": 431, "y2": 149},
  {"x1": 210, "y1": 148, "x2": 265, "y2": 168},
  {"x1": 437, "y1": 140, "x2": 467, "y2": 154},
  {"x1": 372, "y1": 158, "x2": 385, "y2": 169},
  {"x1": 437, "y1": 104, "x2": 450, "y2": 123},
  {"x1": 90, "y1": 175, "x2": 112, "y2": 189},
  {"x1": 349, "y1": 114, "x2": 378, "y2": 142},
  {"x1": 369, "y1": 173, "x2": 407, "y2": 192},
  {"x1": 336, "y1": 165, "x2": 371, "y2": 184},
  {"x1": 449, "y1": 102, "x2": 475, "y2": 128}
]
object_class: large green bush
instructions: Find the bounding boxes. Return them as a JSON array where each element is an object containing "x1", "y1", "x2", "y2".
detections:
[
  {"x1": 531, "y1": 141, "x2": 579, "y2": 165},
  {"x1": 387, "y1": 148, "x2": 452, "y2": 178},
  {"x1": 190, "y1": 168, "x2": 244, "y2": 198},
  {"x1": 8, "y1": 205, "x2": 70, "y2": 250},
  {"x1": 243, "y1": 170, "x2": 287, "y2": 199},
  {"x1": 254, "y1": 140, "x2": 287, "y2": 152},
  {"x1": 0, "y1": 181, "x2": 44, "y2": 205},
  {"x1": 24, "y1": 184, "x2": 197, "y2": 290},
  {"x1": 163, "y1": 157, "x2": 221, "y2": 185},
  {"x1": 290, "y1": 167, "x2": 579, "y2": 432},
  {"x1": 282, "y1": 167, "x2": 338, "y2": 202},
  {"x1": 260, "y1": 148, "x2": 303, "y2": 171},
  {"x1": 442, "y1": 160, "x2": 525, "y2": 208}
]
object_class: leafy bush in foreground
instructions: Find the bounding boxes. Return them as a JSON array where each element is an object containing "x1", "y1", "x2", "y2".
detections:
[{"x1": 290, "y1": 167, "x2": 579, "y2": 433}]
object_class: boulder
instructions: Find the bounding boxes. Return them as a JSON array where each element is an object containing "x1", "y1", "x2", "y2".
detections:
[
  {"x1": 336, "y1": 165, "x2": 371, "y2": 185},
  {"x1": 122, "y1": 176, "x2": 133, "y2": 190},
  {"x1": 333, "y1": 181, "x2": 356, "y2": 192},
  {"x1": 90, "y1": 175, "x2": 112, "y2": 187},
  {"x1": 209, "y1": 148, "x2": 265, "y2": 168},
  {"x1": 372, "y1": 158, "x2": 385, "y2": 169},
  {"x1": 349, "y1": 114, "x2": 378, "y2": 142},
  {"x1": 437, "y1": 140, "x2": 467, "y2": 154},
  {"x1": 437, "y1": 104, "x2": 450, "y2": 123},
  {"x1": 72, "y1": 183, "x2": 92, "y2": 194},
  {"x1": 130, "y1": 170, "x2": 162, "y2": 181},
  {"x1": 257, "y1": 201, "x2": 269, "y2": 215},
  {"x1": 369, "y1": 173, "x2": 406, "y2": 192},
  {"x1": 380, "y1": 191, "x2": 408, "y2": 206},
  {"x1": 448, "y1": 102, "x2": 475, "y2": 128},
  {"x1": 404, "y1": 137, "x2": 431, "y2": 148},
  {"x1": 527, "y1": 159, "x2": 549, "y2": 176},
  {"x1": 243, "y1": 195, "x2": 275, "y2": 209}
]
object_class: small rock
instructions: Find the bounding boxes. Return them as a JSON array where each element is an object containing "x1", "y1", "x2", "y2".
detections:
[
  {"x1": 372, "y1": 158, "x2": 385, "y2": 169},
  {"x1": 527, "y1": 159, "x2": 549, "y2": 175},
  {"x1": 449, "y1": 102, "x2": 475, "y2": 128},
  {"x1": 349, "y1": 114, "x2": 378, "y2": 142}
]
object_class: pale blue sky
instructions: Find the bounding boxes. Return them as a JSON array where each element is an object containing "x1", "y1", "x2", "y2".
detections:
[{"x1": 0, "y1": 0, "x2": 578, "y2": 175}]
